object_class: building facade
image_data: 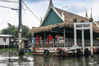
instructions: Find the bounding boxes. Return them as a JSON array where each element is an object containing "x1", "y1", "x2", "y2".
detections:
[{"x1": 30, "y1": 0, "x2": 99, "y2": 47}]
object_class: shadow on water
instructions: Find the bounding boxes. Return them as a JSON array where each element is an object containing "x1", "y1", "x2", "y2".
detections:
[{"x1": 0, "y1": 51, "x2": 99, "y2": 66}]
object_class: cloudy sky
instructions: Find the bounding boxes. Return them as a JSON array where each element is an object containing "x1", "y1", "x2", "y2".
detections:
[{"x1": 0, "y1": 0, "x2": 99, "y2": 30}]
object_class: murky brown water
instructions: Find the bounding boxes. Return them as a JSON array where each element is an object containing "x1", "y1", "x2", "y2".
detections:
[{"x1": 0, "y1": 52, "x2": 99, "y2": 66}]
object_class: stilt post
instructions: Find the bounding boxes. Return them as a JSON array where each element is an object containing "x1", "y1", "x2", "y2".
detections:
[
  {"x1": 64, "y1": 27, "x2": 66, "y2": 47},
  {"x1": 90, "y1": 22, "x2": 93, "y2": 56},
  {"x1": 74, "y1": 23, "x2": 77, "y2": 47},
  {"x1": 81, "y1": 20, "x2": 85, "y2": 55}
]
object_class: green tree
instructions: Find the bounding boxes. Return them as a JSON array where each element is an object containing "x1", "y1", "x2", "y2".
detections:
[
  {"x1": 1, "y1": 23, "x2": 32, "y2": 39},
  {"x1": 22, "y1": 25, "x2": 32, "y2": 39},
  {"x1": 1, "y1": 23, "x2": 18, "y2": 38}
]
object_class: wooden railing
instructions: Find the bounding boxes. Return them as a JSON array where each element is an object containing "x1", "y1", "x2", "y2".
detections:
[{"x1": 34, "y1": 39, "x2": 99, "y2": 47}]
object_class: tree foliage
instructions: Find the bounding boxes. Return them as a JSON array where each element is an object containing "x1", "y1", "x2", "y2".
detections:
[
  {"x1": 1, "y1": 24, "x2": 18, "y2": 38},
  {"x1": 1, "y1": 24, "x2": 32, "y2": 39},
  {"x1": 22, "y1": 25, "x2": 32, "y2": 39}
]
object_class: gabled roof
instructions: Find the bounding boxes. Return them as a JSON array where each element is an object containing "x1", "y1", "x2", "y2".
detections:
[
  {"x1": 30, "y1": 0, "x2": 99, "y2": 33},
  {"x1": 40, "y1": 0, "x2": 63, "y2": 26},
  {"x1": 54, "y1": 7, "x2": 89, "y2": 22},
  {"x1": 40, "y1": 0, "x2": 89, "y2": 26}
]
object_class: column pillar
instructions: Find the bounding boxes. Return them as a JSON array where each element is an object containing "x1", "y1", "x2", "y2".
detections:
[
  {"x1": 74, "y1": 23, "x2": 77, "y2": 47},
  {"x1": 64, "y1": 27, "x2": 66, "y2": 47},
  {"x1": 90, "y1": 23, "x2": 93, "y2": 56},
  {"x1": 82, "y1": 29, "x2": 85, "y2": 55}
]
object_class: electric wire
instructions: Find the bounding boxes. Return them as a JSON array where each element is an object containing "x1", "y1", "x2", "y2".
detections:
[
  {"x1": 0, "y1": 0, "x2": 41, "y2": 21},
  {"x1": 0, "y1": 0, "x2": 18, "y2": 3},
  {"x1": 23, "y1": 1, "x2": 41, "y2": 21},
  {"x1": 0, "y1": 5, "x2": 18, "y2": 10}
]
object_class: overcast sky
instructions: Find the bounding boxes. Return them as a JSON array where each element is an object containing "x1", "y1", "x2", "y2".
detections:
[{"x1": 0, "y1": 0, "x2": 99, "y2": 30}]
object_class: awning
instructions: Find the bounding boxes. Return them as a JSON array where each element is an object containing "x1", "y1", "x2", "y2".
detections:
[{"x1": 30, "y1": 22, "x2": 73, "y2": 33}]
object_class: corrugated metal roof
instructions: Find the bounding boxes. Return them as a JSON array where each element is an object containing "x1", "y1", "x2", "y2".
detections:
[{"x1": 0, "y1": 34, "x2": 13, "y2": 37}]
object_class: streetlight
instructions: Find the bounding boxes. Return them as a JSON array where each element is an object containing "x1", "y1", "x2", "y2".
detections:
[{"x1": 61, "y1": 6, "x2": 69, "y2": 47}]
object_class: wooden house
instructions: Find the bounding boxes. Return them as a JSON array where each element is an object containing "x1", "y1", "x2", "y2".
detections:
[{"x1": 0, "y1": 34, "x2": 14, "y2": 48}]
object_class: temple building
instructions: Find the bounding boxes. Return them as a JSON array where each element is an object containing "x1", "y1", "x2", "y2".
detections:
[{"x1": 30, "y1": 0, "x2": 99, "y2": 47}]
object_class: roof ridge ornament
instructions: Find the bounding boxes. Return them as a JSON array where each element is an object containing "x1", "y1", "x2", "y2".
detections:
[
  {"x1": 40, "y1": 0, "x2": 54, "y2": 26},
  {"x1": 49, "y1": 0, "x2": 54, "y2": 8},
  {"x1": 85, "y1": 10, "x2": 88, "y2": 18},
  {"x1": 90, "y1": 8, "x2": 93, "y2": 18}
]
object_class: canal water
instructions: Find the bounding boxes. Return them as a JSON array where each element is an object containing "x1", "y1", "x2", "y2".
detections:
[{"x1": 0, "y1": 52, "x2": 99, "y2": 66}]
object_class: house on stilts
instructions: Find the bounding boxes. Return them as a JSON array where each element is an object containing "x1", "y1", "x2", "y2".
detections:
[{"x1": 30, "y1": 0, "x2": 99, "y2": 56}]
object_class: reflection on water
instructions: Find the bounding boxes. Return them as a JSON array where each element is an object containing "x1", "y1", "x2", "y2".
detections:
[
  {"x1": 0, "y1": 52, "x2": 99, "y2": 66},
  {"x1": 33, "y1": 56, "x2": 99, "y2": 66},
  {"x1": 0, "y1": 52, "x2": 34, "y2": 66}
]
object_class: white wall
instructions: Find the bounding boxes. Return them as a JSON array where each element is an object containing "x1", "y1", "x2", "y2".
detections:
[{"x1": 0, "y1": 38, "x2": 9, "y2": 45}]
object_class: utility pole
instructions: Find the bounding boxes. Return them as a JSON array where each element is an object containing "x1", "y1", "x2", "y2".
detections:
[{"x1": 18, "y1": 0, "x2": 24, "y2": 55}]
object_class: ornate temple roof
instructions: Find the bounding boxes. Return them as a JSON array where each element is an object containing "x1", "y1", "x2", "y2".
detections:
[{"x1": 30, "y1": 0, "x2": 99, "y2": 33}]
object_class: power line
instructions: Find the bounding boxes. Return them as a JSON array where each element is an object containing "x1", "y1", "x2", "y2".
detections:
[
  {"x1": 23, "y1": 1, "x2": 41, "y2": 21},
  {"x1": 0, "y1": 0, "x2": 18, "y2": 3},
  {"x1": 0, "y1": 0, "x2": 41, "y2": 21},
  {"x1": 0, "y1": 5, "x2": 18, "y2": 10}
]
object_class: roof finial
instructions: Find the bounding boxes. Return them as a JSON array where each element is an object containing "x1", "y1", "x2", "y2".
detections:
[
  {"x1": 49, "y1": 0, "x2": 54, "y2": 7},
  {"x1": 90, "y1": 8, "x2": 93, "y2": 18},
  {"x1": 85, "y1": 10, "x2": 88, "y2": 18}
]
